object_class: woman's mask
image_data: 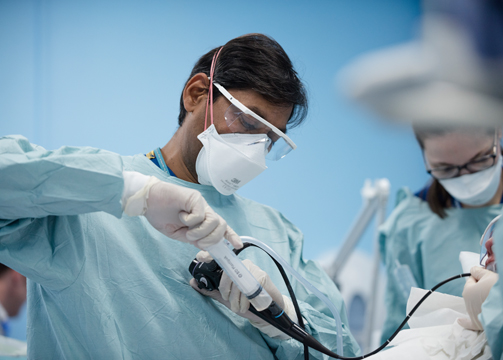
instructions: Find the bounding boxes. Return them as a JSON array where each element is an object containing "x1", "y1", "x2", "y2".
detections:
[{"x1": 439, "y1": 155, "x2": 502, "y2": 206}]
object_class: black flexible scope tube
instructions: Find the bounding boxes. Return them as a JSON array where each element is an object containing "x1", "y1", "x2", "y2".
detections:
[
  {"x1": 301, "y1": 273, "x2": 471, "y2": 359},
  {"x1": 236, "y1": 246, "x2": 470, "y2": 359},
  {"x1": 192, "y1": 244, "x2": 471, "y2": 359}
]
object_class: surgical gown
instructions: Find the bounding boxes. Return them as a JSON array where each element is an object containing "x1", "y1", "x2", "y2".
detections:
[
  {"x1": 0, "y1": 135, "x2": 360, "y2": 360},
  {"x1": 480, "y1": 211, "x2": 503, "y2": 360},
  {"x1": 379, "y1": 187, "x2": 502, "y2": 343}
]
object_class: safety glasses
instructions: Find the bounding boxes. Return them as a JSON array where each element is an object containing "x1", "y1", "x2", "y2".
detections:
[{"x1": 213, "y1": 82, "x2": 297, "y2": 161}]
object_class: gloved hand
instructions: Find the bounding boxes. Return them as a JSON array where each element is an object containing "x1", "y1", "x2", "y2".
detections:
[
  {"x1": 458, "y1": 266, "x2": 499, "y2": 331},
  {"x1": 122, "y1": 171, "x2": 242, "y2": 250},
  {"x1": 190, "y1": 251, "x2": 298, "y2": 339}
]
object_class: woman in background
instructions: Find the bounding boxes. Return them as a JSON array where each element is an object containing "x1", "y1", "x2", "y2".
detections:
[{"x1": 379, "y1": 126, "x2": 503, "y2": 342}]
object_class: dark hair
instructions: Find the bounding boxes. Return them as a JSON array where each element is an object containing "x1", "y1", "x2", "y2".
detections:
[
  {"x1": 178, "y1": 33, "x2": 308, "y2": 128},
  {"x1": 413, "y1": 125, "x2": 497, "y2": 218}
]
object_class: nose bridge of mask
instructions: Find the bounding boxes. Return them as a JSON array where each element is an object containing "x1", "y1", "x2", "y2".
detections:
[{"x1": 200, "y1": 126, "x2": 268, "y2": 167}]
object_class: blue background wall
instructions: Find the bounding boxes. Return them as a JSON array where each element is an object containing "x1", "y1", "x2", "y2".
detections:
[{"x1": 0, "y1": 0, "x2": 428, "y2": 340}]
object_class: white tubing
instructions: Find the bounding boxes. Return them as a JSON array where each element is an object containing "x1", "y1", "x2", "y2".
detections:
[{"x1": 241, "y1": 236, "x2": 344, "y2": 356}]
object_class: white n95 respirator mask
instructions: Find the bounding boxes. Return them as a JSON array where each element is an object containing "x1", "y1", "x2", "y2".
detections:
[
  {"x1": 439, "y1": 155, "x2": 502, "y2": 206},
  {"x1": 195, "y1": 124, "x2": 268, "y2": 196}
]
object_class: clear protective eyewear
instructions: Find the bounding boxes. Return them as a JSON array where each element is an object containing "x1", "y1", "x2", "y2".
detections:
[
  {"x1": 213, "y1": 82, "x2": 297, "y2": 161},
  {"x1": 480, "y1": 215, "x2": 500, "y2": 269},
  {"x1": 426, "y1": 131, "x2": 499, "y2": 180}
]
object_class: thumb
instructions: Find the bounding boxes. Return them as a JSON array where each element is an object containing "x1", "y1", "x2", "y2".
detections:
[
  {"x1": 470, "y1": 266, "x2": 487, "y2": 281},
  {"x1": 196, "y1": 251, "x2": 214, "y2": 263},
  {"x1": 224, "y1": 226, "x2": 243, "y2": 249}
]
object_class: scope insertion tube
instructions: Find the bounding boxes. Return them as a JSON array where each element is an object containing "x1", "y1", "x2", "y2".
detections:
[{"x1": 240, "y1": 236, "x2": 345, "y2": 356}]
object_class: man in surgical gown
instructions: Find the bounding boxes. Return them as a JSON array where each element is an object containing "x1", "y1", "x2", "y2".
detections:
[{"x1": 0, "y1": 33, "x2": 359, "y2": 359}]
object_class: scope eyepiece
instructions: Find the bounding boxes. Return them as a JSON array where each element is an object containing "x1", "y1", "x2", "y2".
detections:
[{"x1": 189, "y1": 259, "x2": 223, "y2": 292}]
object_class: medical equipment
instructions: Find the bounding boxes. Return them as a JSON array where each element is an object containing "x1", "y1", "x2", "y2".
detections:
[
  {"x1": 325, "y1": 178, "x2": 390, "y2": 352},
  {"x1": 194, "y1": 236, "x2": 346, "y2": 354},
  {"x1": 480, "y1": 215, "x2": 500, "y2": 273},
  {"x1": 373, "y1": 287, "x2": 493, "y2": 360},
  {"x1": 190, "y1": 236, "x2": 471, "y2": 360},
  {"x1": 202, "y1": 240, "x2": 273, "y2": 311},
  {"x1": 192, "y1": 237, "x2": 344, "y2": 358}
]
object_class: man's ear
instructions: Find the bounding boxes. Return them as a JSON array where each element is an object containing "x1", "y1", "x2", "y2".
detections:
[{"x1": 182, "y1": 73, "x2": 210, "y2": 113}]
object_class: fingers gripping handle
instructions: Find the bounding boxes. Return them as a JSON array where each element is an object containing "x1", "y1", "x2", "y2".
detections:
[{"x1": 204, "y1": 240, "x2": 273, "y2": 311}]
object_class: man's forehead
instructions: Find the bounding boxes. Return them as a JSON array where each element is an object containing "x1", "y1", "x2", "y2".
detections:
[
  {"x1": 245, "y1": 104, "x2": 290, "y2": 133},
  {"x1": 236, "y1": 93, "x2": 292, "y2": 130}
]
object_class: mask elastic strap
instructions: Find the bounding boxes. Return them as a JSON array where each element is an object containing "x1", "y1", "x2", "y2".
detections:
[{"x1": 204, "y1": 47, "x2": 224, "y2": 131}]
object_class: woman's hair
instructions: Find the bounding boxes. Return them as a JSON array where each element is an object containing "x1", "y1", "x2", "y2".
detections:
[
  {"x1": 178, "y1": 33, "x2": 308, "y2": 128},
  {"x1": 413, "y1": 125, "x2": 497, "y2": 218}
]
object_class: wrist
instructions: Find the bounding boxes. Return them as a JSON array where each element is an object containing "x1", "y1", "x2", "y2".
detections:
[
  {"x1": 122, "y1": 173, "x2": 160, "y2": 216},
  {"x1": 122, "y1": 171, "x2": 151, "y2": 206}
]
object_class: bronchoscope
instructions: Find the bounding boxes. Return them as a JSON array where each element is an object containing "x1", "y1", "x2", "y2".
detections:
[{"x1": 189, "y1": 236, "x2": 471, "y2": 360}]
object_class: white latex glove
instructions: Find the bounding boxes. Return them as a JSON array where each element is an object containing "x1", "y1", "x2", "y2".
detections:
[
  {"x1": 122, "y1": 171, "x2": 242, "y2": 250},
  {"x1": 190, "y1": 251, "x2": 298, "y2": 339},
  {"x1": 458, "y1": 266, "x2": 499, "y2": 331}
]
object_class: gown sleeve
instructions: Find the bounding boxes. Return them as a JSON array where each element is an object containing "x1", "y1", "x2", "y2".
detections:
[
  {"x1": 0, "y1": 135, "x2": 124, "y2": 223},
  {"x1": 0, "y1": 135, "x2": 125, "y2": 289}
]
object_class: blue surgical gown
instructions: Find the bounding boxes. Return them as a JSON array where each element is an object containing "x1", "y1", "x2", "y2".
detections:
[
  {"x1": 379, "y1": 187, "x2": 502, "y2": 343},
  {"x1": 0, "y1": 135, "x2": 360, "y2": 360},
  {"x1": 480, "y1": 210, "x2": 503, "y2": 359}
]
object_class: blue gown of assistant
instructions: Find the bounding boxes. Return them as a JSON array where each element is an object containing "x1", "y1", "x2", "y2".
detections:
[
  {"x1": 0, "y1": 135, "x2": 359, "y2": 360},
  {"x1": 379, "y1": 187, "x2": 502, "y2": 343}
]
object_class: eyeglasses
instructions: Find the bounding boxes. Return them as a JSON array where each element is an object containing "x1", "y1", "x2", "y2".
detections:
[
  {"x1": 426, "y1": 131, "x2": 499, "y2": 180},
  {"x1": 213, "y1": 82, "x2": 297, "y2": 160}
]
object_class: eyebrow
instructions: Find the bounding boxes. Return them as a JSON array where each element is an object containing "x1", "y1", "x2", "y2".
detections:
[
  {"x1": 432, "y1": 145, "x2": 494, "y2": 167},
  {"x1": 248, "y1": 105, "x2": 287, "y2": 134}
]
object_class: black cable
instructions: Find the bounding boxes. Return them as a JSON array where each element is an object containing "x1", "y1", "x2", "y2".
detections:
[
  {"x1": 324, "y1": 273, "x2": 471, "y2": 360},
  {"x1": 236, "y1": 244, "x2": 471, "y2": 359},
  {"x1": 235, "y1": 243, "x2": 309, "y2": 359}
]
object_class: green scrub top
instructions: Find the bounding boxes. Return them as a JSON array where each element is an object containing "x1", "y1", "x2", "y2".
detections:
[
  {"x1": 0, "y1": 135, "x2": 359, "y2": 360},
  {"x1": 379, "y1": 187, "x2": 502, "y2": 343}
]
